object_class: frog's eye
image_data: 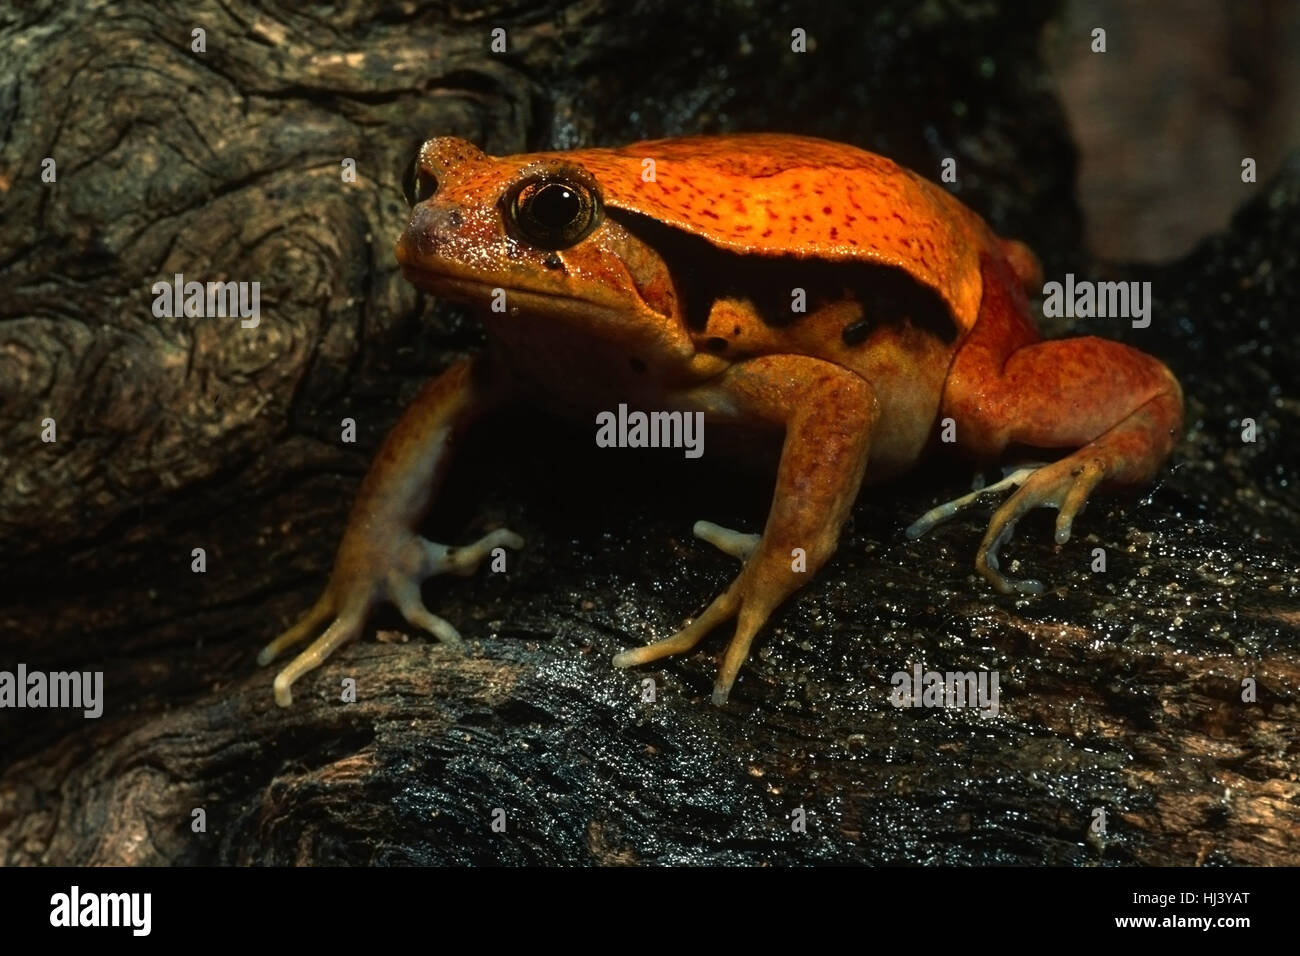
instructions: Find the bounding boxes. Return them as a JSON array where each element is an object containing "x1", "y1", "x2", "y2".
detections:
[
  {"x1": 404, "y1": 157, "x2": 438, "y2": 207},
  {"x1": 505, "y1": 175, "x2": 601, "y2": 250}
]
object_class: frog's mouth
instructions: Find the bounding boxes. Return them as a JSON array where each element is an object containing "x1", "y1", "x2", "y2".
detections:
[{"x1": 398, "y1": 262, "x2": 634, "y2": 325}]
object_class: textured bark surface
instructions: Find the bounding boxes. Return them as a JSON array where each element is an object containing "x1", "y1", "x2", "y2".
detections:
[{"x1": 1, "y1": 1, "x2": 1296, "y2": 865}]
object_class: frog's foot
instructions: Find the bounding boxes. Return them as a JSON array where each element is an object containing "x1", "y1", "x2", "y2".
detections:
[
  {"x1": 612, "y1": 520, "x2": 771, "y2": 703},
  {"x1": 259, "y1": 527, "x2": 523, "y2": 707},
  {"x1": 612, "y1": 534, "x2": 805, "y2": 705},
  {"x1": 692, "y1": 520, "x2": 760, "y2": 561},
  {"x1": 905, "y1": 465, "x2": 1046, "y2": 540},
  {"x1": 972, "y1": 456, "x2": 1107, "y2": 594},
  {"x1": 612, "y1": 586, "x2": 741, "y2": 678},
  {"x1": 907, "y1": 457, "x2": 1106, "y2": 595}
]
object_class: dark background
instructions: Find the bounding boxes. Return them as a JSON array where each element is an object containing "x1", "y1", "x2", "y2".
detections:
[{"x1": 0, "y1": 0, "x2": 1296, "y2": 864}]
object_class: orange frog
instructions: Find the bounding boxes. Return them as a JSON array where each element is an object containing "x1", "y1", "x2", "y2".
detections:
[{"x1": 259, "y1": 134, "x2": 1183, "y2": 707}]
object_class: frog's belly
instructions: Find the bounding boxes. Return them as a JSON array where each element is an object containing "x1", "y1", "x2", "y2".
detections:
[{"x1": 849, "y1": 331, "x2": 954, "y2": 482}]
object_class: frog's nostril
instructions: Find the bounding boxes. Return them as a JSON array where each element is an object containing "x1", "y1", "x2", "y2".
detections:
[
  {"x1": 407, "y1": 204, "x2": 468, "y2": 255},
  {"x1": 408, "y1": 203, "x2": 434, "y2": 236}
]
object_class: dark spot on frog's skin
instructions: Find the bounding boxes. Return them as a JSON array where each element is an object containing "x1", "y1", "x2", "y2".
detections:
[
  {"x1": 628, "y1": 356, "x2": 647, "y2": 373},
  {"x1": 841, "y1": 319, "x2": 872, "y2": 346},
  {"x1": 705, "y1": 336, "x2": 728, "y2": 352},
  {"x1": 830, "y1": 227, "x2": 839, "y2": 239},
  {"x1": 544, "y1": 253, "x2": 562, "y2": 269},
  {"x1": 822, "y1": 206, "x2": 832, "y2": 215},
  {"x1": 732, "y1": 325, "x2": 742, "y2": 336}
]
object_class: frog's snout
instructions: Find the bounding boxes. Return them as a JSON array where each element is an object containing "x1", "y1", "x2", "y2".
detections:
[{"x1": 403, "y1": 202, "x2": 468, "y2": 257}]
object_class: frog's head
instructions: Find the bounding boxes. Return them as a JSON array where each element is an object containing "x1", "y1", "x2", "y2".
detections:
[{"x1": 397, "y1": 137, "x2": 692, "y2": 362}]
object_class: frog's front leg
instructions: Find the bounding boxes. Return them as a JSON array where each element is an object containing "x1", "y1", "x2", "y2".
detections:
[
  {"x1": 613, "y1": 355, "x2": 877, "y2": 704},
  {"x1": 259, "y1": 356, "x2": 522, "y2": 706}
]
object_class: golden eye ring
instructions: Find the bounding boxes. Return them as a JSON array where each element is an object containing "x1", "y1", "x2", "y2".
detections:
[{"x1": 505, "y1": 174, "x2": 602, "y2": 249}]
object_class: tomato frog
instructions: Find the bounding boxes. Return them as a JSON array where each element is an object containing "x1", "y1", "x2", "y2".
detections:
[{"x1": 259, "y1": 133, "x2": 1183, "y2": 707}]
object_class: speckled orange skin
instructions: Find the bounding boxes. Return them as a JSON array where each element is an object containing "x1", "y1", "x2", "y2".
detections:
[{"x1": 259, "y1": 133, "x2": 1183, "y2": 707}]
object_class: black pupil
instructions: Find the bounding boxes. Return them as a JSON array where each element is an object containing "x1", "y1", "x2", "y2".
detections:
[{"x1": 530, "y1": 183, "x2": 580, "y2": 228}]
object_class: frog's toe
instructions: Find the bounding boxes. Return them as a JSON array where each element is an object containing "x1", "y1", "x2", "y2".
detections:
[
  {"x1": 905, "y1": 466, "x2": 1043, "y2": 539},
  {"x1": 425, "y1": 528, "x2": 524, "y2": 577},
  {"x1": 710, "y1": 597, "x2": 778, "y2": 704},
  {"x1": 390, "y1": 578, "x2": 464, "y2": 648},
  {"x1": 612, "y1": 589, "x2": 741, "y2": 669},
  {"x1": 270, "y1": 600, "x2": 369, "y2": 707},
  {"x1": 390, "y1": 527, "x2": 523, "y2": 647},
  {"x1": 258, "y1": 592, "x2": 335, "y2": 666},
  {"x1": 693, "y1": 520, "x2": 760, "y2": 561},
  {"x1": 974, "y1": 517, "x2": 1044, "y2": 596},
  {"x1": 1052, "y1": 461, "x2": 1105, "y2": 544}
]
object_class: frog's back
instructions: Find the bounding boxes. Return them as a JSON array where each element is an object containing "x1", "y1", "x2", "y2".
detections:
[{"x1": 550, "y1": 133, "x2": 1024, "y2": 334}]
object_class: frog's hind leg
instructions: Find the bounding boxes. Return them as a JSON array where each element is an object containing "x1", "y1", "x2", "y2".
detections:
[{"x1": 934, "y1": 253, "x2": 1184, "y2": 594}]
